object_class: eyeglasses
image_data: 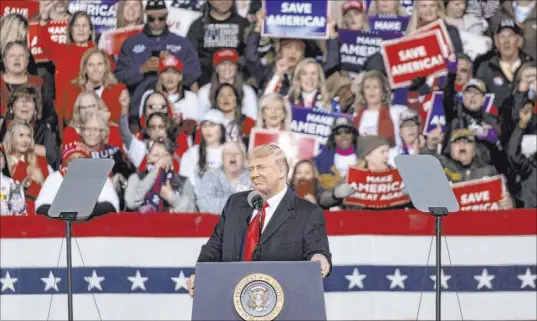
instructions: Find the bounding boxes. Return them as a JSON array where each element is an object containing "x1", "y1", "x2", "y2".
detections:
[
  {"x1": 147, "y1": 14, "x2": 167, "y2": 22},
  {"x1": 148, "y1": 104, "x2": 167, "y2": 111},
  {"x1": 79, "y1": 104, "x2": 97, "y2": 111},
  {"x1": 82, "y1": 127, "x2": 102, "y2": 134},
  {"x1": 335, "y1": 128, "x2": 352, "y2": 135},
  {"x1": 148, "y1": 124, "x2": 166, "y2": 130}
]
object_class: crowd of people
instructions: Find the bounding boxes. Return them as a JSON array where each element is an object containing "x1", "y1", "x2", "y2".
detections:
[{"x1": 0, "y1": 0, "x2": 535, "y2": 216}]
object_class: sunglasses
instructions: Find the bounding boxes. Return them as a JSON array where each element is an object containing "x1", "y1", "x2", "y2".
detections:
[
  {"x1": 147, "y1": 14, "x2": 167, "y2": 22},
  {"x1": 335, "y1": 128, "x2": 352, "y2": 135}
]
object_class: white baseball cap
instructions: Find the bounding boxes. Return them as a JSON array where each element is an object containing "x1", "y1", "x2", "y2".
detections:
[{"x1": 202, "y1": 109, "x2": 225, "y2": 125}]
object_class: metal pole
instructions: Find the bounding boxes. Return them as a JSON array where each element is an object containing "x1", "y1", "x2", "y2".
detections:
[
  {"x1": 435, "y1": 216, "x2": 442, "y2": 321},
  {"x1": 66, "y1": 220, "x2": 74, "y2": 321}
]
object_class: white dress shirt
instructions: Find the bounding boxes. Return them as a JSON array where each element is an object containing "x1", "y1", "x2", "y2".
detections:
[{"x1": 249, "y1": 185, "x2": 288, "y2": 232}]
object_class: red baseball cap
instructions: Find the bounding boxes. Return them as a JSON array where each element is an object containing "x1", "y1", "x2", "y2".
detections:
[
  {"x1": 158, "y1": 55, "x2": 183, "y2": 73},
  {"x1": 212, "y1": 49, "x2": 239, "y2": 67},
  {"x1": 342, "y1": 0, "x2": 364, "y2": 14}
]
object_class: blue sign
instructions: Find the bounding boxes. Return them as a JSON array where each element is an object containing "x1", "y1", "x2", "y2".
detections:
[
  {"x1": 68, "y1": 0, "x2": 118, "y2": 33},
  {"x1": 456, "y1": 93, "x2": 497, "y2": 115},
  {"x1": 423, "y1": 92, "x2": 446, "y2": 135},
  {"x1": 339, "y1": 29, "x2": 402, "y2": 72},
  {"x1": 290, "y1": 107, "x2": 352, "y2": 146},
  {"x1": 368, "y1": 15, "x2": 409, "y2": 33},
  {"x1": 262, "y1": 0, "x2": 328, "y2": 39}
]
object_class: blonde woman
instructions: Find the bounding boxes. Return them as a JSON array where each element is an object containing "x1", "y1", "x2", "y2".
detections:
[
  {"x1": 115, "y1": 0, "x2": 143, "y2": 28},
  {"x1": 2, "y1": 120, "x2": 51, "y2": 214},
  {"x1": 367, "y1": 0, "x2": 408, "y2": 16},
  {"x1": 352, "y1": 70, "x2": 408, "y2": 147},
  {"x1": 63, "y1": 90, "x2": 122, "y2": 149},
  {"x1": 287, "y1": 58, "x2": 335, "y2": 112},
  {"x1": 255, "y1": 93, "x2": 292, "y2": 131},
  {"x1": 0, "y1": 14, "x2": 38, "y2": 74},
  {"x1": 341, "y1": 0, "x2": 369, "y2": 31},
  {"x1": 61, "y1": 47, "x2": 127, "y2": 125},
  {"x1": 406, "y1": 0, "x2": 463, "y2": 53}
]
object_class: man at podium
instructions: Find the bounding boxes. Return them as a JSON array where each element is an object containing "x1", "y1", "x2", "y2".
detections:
[{"x1": 188, "y1": 144, "x2": 332, "y2": 296}]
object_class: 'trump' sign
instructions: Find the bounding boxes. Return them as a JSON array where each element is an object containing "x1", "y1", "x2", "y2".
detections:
[{"x1": 262, "y1": 0, "x2": 328, "y2": 39}]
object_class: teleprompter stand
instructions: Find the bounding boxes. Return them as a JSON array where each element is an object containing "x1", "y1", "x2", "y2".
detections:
[
  {"x1": 47, "y1": 159, "x2": 114, "y2": 321},
  {"x1": 395, "y1": 155, "x2": 460, "y2": 321}
]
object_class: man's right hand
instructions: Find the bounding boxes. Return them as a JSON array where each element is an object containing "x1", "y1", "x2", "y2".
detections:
[
  {"x1": 333, "y1": 183, "x2": 356, "y2": 199},
  {"x1": 187, "y1": 274, "x2": 195, "y2": 297},
  {"x1": 140, "y1": 57, "x2": 160, "y2": 74}
]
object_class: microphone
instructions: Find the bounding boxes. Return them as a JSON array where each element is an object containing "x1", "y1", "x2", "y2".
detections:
[{"x1": 247, "y1": 191, "x2": 266, "y2": 260}]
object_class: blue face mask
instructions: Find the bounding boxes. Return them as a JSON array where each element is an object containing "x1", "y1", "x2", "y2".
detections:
[{"x1": 528, "y1": 86, "x2": 535, "y2": 100}]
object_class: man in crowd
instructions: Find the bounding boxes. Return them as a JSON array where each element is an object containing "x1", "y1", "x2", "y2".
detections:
[
  {"x1": 476, "y1": 19, "x2": 534, "y2": 108},
  {"x1": 196, "y1": 141, "x2": 251, "y2": 214},
  {"x1": 114, "y1": 0, "x2": 201, "y2": 94},
  {"x1": 187, "y1": 144, "x2": 331, "y2": 296}
]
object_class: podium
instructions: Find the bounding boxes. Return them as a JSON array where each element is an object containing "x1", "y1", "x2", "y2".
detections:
[{"x1": 192, "y1": 261, "x2": 327, "y2": 320}]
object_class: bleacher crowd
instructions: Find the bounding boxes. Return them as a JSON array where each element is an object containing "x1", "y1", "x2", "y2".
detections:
[{"x1": 0, "y1": 0, "x2": 535, "y2": 216}]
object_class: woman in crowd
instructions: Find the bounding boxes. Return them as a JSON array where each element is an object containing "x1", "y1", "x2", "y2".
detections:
[
  {"x1": 211, "y1": 83, "x2": 255, "y2": 141},
  {"x1": 254, "y1": 93, "x2": 292, "y2": 131},
  {"x1": 1, "y1": 86, "x2": 58, "y2": 168},
  {"x1": 313, "y1": 117, "x2": 359, "y2": 198},
  {"x1": 138, "y1": 55, "x2": 199, "y2": 145},
  {"x1": 116, "y1": 0, "x2": 144, "y2": 28},
  {"x1": 125, "y1": 137, "x2": 196, "y2": 213},
  {"x1": 444, "y1": 0, "x2": 489, "y2": 35},
  {"x1": 289, "y1": 159, "x2": 321, "y2": 205},
  {"x1": 63, "y1": 90, "x2": 123, "y2": 149},
  {"x1": 180, "y1": 109, "x2": 226, "y2": 188},
  {"x1": 198, "y1": 49, "x2": 258, "y2": 122},
  {"x1": 38, "y1": 7, "x2": 96, "y2": 131},
  {"x1": 0, "y1": 14, "x2": 38, "y2": 74},
  {"x1": 2, "y1": 120, "x2": 51, "y2": 214},
  {"x1": 367, "y1": 0, "x2": 408, "y2": 15},
  {"x1": 0, "y1": 144, "x2": 27, "y2": 216},
  {"x1": 62, "y1": 48, "x2": 127, "y2": 126},
  {"x1": 0, "y1": 41, "x2": 54, "y2": 126},
  {"x1": 287, "y1": 58, "x2": 336, "y2": 112},
  {"x1": 352, "y1": 70, "x2": 408, "y2": 147},
  {"x1": 341, "y1": 0, "x2": 369, "y2": 31},
  {"x1": 35, "y1": 141, "x2": 120, "y2": 216}
]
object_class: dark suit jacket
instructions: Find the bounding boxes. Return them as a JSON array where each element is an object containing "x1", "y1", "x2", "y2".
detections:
[{"x1": 197, "y1": 188, "x2": 332, "y2": 274}]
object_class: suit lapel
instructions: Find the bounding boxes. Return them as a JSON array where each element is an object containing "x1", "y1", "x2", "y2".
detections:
[
  {"x1": 260, "y1": 188, "x2": 295, "y2": 244},
  {"x1": 234, "y1": 201, "x2": 252, "y2": 259}
]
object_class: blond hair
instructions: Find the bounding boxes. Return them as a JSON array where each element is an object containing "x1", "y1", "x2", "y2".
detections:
[
  {"x1": 255, "y1": 93, "x2": 292, "y2": 130},
  {"x1": 72, "y1": 48, "x2": 118, "y2": 88},
  {"x1": 288, "y1": 58, "x2": 332, "y2": 112},
  {"x1": 249, "y1": 144, "x2": 290, "y2": 176},
  {"x1": 367, "y1": 1, "x2": 408, "y2": 16},
  {"x1": 2, "y1": 120, "x2": 39, "y2": 178},
  {"x1": 0, "y1": 14, "x2": 28, "y2": 56},
  {"x1": 341, "y1": 11, "x2": 370, "y2": 31},
  {"x1": 116, "y1": 0, "x2": 144, "y2": 28},
  {"x1": 355, "y1": 70, "x2": 392, "y2": 110},
  {"x1": 406, "y1": 0, "x2": 446, "y2": 34},
  {"x1": 70, "y1": 90, "x2": 109, "y2": 129}
]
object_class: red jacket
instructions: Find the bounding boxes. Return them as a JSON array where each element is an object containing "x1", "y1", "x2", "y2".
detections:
[
  {"x1": 10, "y1": 154, "x2": 49, "y2": 215},
  {"x1": 62, "y1": 123, "x2": 123, "y2": 150},
  {"x1": 61, "y1": 83, "x2": 126, "y2": 125},
  {"x1": 0, "y1": 74, "x2": 43, "y2": 117}
]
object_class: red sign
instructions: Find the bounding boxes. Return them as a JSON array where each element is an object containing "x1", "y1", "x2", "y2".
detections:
[
  {"x1": 414, "y1": 19, "x2": 454, "y2": 53},
  {"x1": 381, "y1": 30, "x2": 447, "y2": 89},
  {"x1": 344, "y1": 168, "x2": 410, "y2": 208},
  {"x1": 28, "y1": 21, "x2": 68, "y2": 62},
  {"x1": 249, "y1": 128, "x2": 320, "y2": 173},
  {"x1": 99, "y1": 25, "x2": 143, "y2": 58},
  {"x1": 452, "y1": 176, "x2": 504, "y2": 211},
  {"x1": 0, "y1": 0, "x2": 39, "y2": 19}
]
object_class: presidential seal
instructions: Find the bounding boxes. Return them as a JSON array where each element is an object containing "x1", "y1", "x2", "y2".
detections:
[{"x1": 233, "y1": 273, "x2": 284, "y2": 321}]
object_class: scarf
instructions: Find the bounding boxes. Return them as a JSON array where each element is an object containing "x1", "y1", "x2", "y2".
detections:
[
  {"x1": 294, "y1": 91, "x2": 325, "y2": 110},
  {"x1": 138, "y1": 168, "x2": 173, "y2": 213},
  {"x1": 353, "y1": 106, "x2": 396, "y2": 146}
]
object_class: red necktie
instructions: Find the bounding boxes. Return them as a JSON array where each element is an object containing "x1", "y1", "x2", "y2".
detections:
[{"x1": 243, "y1": 202, "x2": 268, "y2": 261}]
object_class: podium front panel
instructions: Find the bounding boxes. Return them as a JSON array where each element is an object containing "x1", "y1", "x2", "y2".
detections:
[{"x1": 192, "y1": 261, "x2": 327, "y2": 320}]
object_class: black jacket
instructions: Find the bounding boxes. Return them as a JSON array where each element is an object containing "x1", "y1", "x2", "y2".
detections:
[
  {"x1": 197, "y1": 188, "x2": 332, "y2": 275},
  {"x1": 507, "y1": 124, "x2": 537, "y2": 208}
]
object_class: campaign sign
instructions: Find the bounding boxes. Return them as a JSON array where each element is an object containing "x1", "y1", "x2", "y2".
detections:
[
  {"x1": 414, "y1": 19, "x2": 453, "y2": 54},
  {"x1": 344, "y1": 168, "x2": 410, "y2": 208},
  {"x1": 422, "y1": 92, "x2": 446, "y2": 135},
  {"x1": 249, "y1": 128, "x2": 320, "y2": 175},
  {"x1": 28, "y1": 21, "x2": 69, "y2": 62},
  {"x1": 368, "y1": 15, "x2": 409, "y2": 33},
  {"x1": 168, "y1": 6, "x2": 202, "y2": 37},
  {"x1": 68, "y1": 0, "x2": 118, "y2": 32},
  {"x1": 262, "y1": 0, "x2": 329, "y2": 39},
  {"x1": 99, "y1": 25, "x2": 144, "y2": 58},
  {"x1": 460, "y1": 31, "x2": 492, "y2": 60},
  {"x1": 0, "y1": 0, "x2": 39, "y2": 18},
  {"x1": 381, "y1": 30, "x2": 448, "y2": 89},
  {"x1": 339, "y1": 29, "x2": 402, "y2": 72},
  {"x1": 451, "y1": 176, "x2": 504, "y2": 211},
  {"x1": 456, "y1": 92, "x2": 496, "y2": 115},
  {"x1": 290, "y1": 107, "x2": 352, "y2": 146}
]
